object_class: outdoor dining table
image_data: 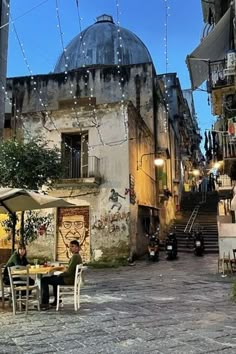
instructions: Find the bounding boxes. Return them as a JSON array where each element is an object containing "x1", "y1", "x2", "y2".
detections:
[
  {"x1": 11, "y1": 265, "x2": 66, "y2": 304},
  {"x1": 12, "y1": 265, "x2": 65, "y2": 286},
  {"x1": 11, "y1": 265, "x2": 65, "y2": 277}
]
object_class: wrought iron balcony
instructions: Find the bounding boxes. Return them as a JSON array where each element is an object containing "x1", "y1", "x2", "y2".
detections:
[
  {"x1": 59, "y1": 155, "x2": 101, "y2": 186},
  {"x1": 208, "y1": 59, "x2": 235, "y2": 91}
]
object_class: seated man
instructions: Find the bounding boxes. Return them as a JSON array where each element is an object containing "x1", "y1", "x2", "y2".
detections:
[{"x1": 41, "y1": 240, "x2": 82, "y2": 310}]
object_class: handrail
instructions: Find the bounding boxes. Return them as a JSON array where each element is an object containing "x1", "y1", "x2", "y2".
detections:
[{"x1": 184, "y1": 205, "x2": 200, "y2": 234}]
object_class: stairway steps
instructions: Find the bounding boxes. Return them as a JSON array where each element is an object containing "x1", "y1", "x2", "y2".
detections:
[{"x1": 173, "y1": 191, "x2": 219, "y2": 254}]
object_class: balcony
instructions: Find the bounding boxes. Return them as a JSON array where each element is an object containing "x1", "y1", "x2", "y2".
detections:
[
  {"x1": 56, "y1": 156, "x2": 101, "y2": 188},
  {"x1": 208, "y1": 59, "x2": 235, "y2": 91}
]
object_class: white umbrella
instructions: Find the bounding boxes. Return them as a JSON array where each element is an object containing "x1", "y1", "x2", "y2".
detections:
[
  {"x1": 0, "y1": 188, "x2": 74, "y2": 214},
  {"x1": 0, "y1": 188, "x2": 75, "y2": 251}
]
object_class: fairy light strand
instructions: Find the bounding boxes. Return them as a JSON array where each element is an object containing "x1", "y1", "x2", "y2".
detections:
[
  {"x1": 0, "y1": 0, "x2": 50, "y2": 31},
  {"x1": 55, "y1": 0, "x2": 83, "y2": 131},
  {"x1": 6, "y1": 1, "x2": 131, "y2": 150},
  {"x1": 162, "y1": 0, "x2": 170, "y2": 132},
  {"x1": 163, "y1": 0, "x2": 171, "y2": 104},
  {"x1": 9, "y1": 12, "x2": 63, "y2": 138},
  {"x1": 0, "y1": 77, "x2": 33, "y2": 139},
  {"x1": 115, "y1": 0, "x2": 128, "y2": 141},
  {"x1": 73, "y1": 1, "x2": 105, "y2": 147}
]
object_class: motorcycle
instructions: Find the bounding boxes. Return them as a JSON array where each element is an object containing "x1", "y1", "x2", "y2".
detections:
[
  {"x1": 166, "y1": 230, "x2": 178, "y2": 260},
  {"x1": 146, "y1": 227, "x2": 160, "y2": 262},
  {"x1": 193, "y1": 230, "x2": 204, "y2": 256}
]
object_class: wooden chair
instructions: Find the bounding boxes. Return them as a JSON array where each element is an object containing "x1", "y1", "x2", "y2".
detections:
[
  {"x1": 56, "y1": 264, "x2": 83, "y2": 311},
  {"x1": 8, "y1": 265, "x2": 40, "y2": 315},
  {"x1": 218, "y1": 252, "x2": 233, "y2": 275},
  {"x1": 0, "y1": 263, "x2": 11, "y2": 308}
]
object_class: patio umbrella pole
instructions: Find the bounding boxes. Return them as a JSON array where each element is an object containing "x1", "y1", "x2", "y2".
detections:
[
  {"x1": 11, "y1": 212, "x2": 17, "y2": 253},
  {"x1": 0, "y1": 188, "x2": 75, "y2": 253},
  {"x1": 20, "y1": 211, "x2": 25, "y2": 244}
]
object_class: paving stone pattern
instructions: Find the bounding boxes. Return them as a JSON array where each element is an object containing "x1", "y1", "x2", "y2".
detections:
[{"x1": 0, "y1": 254, "x2": 236, "y2": 354}]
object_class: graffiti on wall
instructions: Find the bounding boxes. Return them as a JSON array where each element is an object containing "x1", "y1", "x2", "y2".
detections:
[
  {"x1": 108, "y1": 189, "x2": 126, "y2": 211},
  {"x1": 92, "y1": 211, "x2": 130, "y2": 233},
  {"x1": 57, "y1": 207, "x2": 90, "y2": 262},
  {"x1": 90, "y1": 189, "x2": 130, "y2": 234}
]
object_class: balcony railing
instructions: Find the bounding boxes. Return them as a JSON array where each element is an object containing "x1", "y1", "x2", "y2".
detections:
[
  {"x1": 63, "y1": 155, "x2": 100, "y2": 179},
  {"x1": 223, "y1": 135, "x2": 236, "y2": 160},
  {"x1": 208, "y1": 59, "x2": 235, "y2": 91}
]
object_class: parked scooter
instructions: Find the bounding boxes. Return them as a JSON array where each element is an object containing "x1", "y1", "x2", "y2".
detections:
[
  {"x1": 166, "y1": 229, "x2": 178, "y2": 260},
  {"x1": 193, "y1": 229, "x2": 204, "y2": 256},
  {"x1": 146, "y1": 227, "x2": 160, "y2": 262}
]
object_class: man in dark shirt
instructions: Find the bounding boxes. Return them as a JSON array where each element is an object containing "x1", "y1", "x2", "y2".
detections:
[{"x1": 41, "y1": 240, "x2": 82, "y2": 310}]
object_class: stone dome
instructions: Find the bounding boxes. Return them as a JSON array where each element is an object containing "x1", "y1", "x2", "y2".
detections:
[{"x1": 54, "y1": 14, "x2": 152, "y2": 73}]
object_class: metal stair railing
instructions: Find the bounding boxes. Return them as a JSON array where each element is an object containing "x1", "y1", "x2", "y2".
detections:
[{"x1": 184, "y1": 205, "x2": 200, "y2": 234}]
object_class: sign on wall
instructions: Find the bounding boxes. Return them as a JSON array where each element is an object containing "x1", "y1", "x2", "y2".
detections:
[{"x1": 129, "y1": 174, "x2": 136, "y2": 205}]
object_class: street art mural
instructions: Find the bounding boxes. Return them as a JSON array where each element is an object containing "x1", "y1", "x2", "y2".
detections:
[
  {"x1": 57, "y1": 207, "x2": 90, "y2": 262},
  {"x1": 92, "y1": 211, "x2": 130, "y2": 233},
  {"x1": 108, "y1": 189, "x2": 126, "y2": 211},
  {"x1": 90, "y1": 188, "x2": 130, "y2": 251}
]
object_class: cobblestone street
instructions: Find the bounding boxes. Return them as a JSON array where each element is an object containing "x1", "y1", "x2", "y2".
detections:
[{"x1": 0, "y1": 253, "x2": 236, "y2": 354}]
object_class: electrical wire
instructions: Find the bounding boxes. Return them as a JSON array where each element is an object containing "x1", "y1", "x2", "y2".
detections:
[{"x1": 0, "y1": 0, "x2": 50, "y2": 30}]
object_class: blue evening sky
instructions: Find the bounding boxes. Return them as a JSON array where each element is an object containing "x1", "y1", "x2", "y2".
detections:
[{"x1": 7, "y1": 0, "x2": 214, "y2": 147}]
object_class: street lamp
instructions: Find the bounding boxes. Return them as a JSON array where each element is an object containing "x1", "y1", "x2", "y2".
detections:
[
  {"x1": 192, "y1": 169, "x2": 200, "y2": 177},
  {"x1": 213, "y1": 161, "x2": 223, "y2": 169},
  {"x1": 154, "y1": 157, "x2": 165, "y2": 166},
  {"x1": 139, "y1": 150, "x2": 168, "y2": 169}
]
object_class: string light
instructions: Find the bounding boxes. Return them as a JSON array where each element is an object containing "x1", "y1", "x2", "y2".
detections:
[
  {"x1": 0, "y1": 77, "x2": 34, "y2": 139},
  {"x1": 55, "y1": 0, "x2": 83, "y2": 129},
  {"x1": 161, "y1": 0, "x2": 170, "y2": 133},
  {"x1": 8, "y1": 11, "x2": 65, "y2": 145},
  {"x1": 0, "y1": 0, "x2": 50, "y2": 31},
  {"x1": 73, "y1": 1, "x2": 106, "y2": 146},
  {"x1": 6, "y1": 1, "x2": 132, "y2": 151},
  {"x1": 163, "y1": 0, "x2": 171, "y2": 110},
  {"x1": 8, "y1": 2, "x2": 81, "y2": 158},
  {"x1": 115, "y1": 0, "x2": 128, "y2": 141}
]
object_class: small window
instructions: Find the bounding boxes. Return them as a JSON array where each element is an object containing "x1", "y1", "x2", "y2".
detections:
[{"x1": 61, "y1": 132, "x2": 88, "y2": 178}]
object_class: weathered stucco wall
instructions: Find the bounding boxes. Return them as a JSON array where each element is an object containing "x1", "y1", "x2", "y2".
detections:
[
  {"x1": 22, "y1": 103, "x2": 133, "y2": 261},
  {"x1": 128, "y1": 104, "x2": 157, "y2": 256},
  {"x1": 7, "y1": 61, "x2": 161, "y2": 261},
  {"x1": 9, "y1": 63, "x2": 155, "y2": 134}
]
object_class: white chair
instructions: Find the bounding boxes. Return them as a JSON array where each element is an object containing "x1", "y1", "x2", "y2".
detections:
[
  {"x1": 8, "y1": 265, "x2": 40, "y2": 315},
  {"x1": 56, "y1": 264, "x2": 83, "y2": 311}
]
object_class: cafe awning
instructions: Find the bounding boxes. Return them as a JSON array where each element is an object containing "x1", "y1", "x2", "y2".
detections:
[
  {"x1": 0, "y1": 188, "x2": 74, "y2": 214},
  {"x1": 186, "y1": 7, "x2": 231, "y2": 90}
]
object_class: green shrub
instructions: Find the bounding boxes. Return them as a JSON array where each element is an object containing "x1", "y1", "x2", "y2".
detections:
[{"x1": 88, "y1": 257, "x2": 128, "y2": 269}]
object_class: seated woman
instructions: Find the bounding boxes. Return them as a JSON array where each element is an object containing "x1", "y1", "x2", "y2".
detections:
[{"x1": 3, "y1": 243, "x2": 34, "y2": 286}]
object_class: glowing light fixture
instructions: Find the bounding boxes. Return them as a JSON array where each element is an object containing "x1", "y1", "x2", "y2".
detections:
[
  {"x1": 192, "y1": 169, "x2": 200, "y2": 176},
  {"x1": 154, "y1": 158, "x2": 165, "y2": 166},
  {"x1": 213, "y1": 162, "x2": 221, "y2": 169}
]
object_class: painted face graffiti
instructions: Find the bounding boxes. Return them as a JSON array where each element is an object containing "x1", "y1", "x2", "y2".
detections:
[
  {"x1": 59, "y1": 215, "x2": 85, "y2": 247},
  {"x1": 57, "y1": 207, "x2": 90, "y2": 262}
]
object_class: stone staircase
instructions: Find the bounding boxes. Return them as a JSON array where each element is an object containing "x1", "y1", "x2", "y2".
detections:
[{"x1": 172, "y1": 191, "x2": 219, "y2": 253}]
